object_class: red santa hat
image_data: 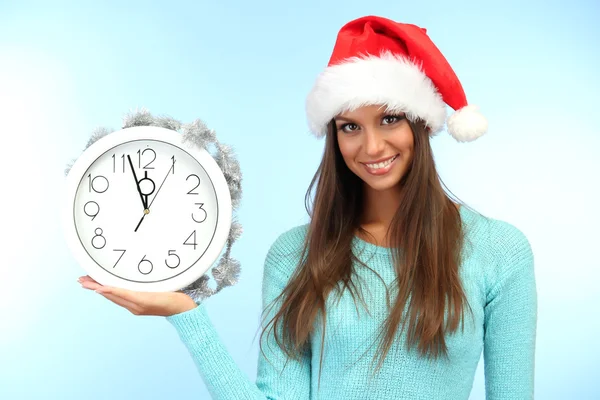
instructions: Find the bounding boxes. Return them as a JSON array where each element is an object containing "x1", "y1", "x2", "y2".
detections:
[{"x1": 305, "y1": 16, "x2": 488, "y2": 142}]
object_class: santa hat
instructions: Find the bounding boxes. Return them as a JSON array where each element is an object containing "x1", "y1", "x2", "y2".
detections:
[{"x1": 305, "y1": 16, "x2": 488, "y2": 142}]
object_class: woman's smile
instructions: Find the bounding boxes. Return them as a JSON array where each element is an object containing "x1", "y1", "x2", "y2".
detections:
[{"x1": 361, "y1": 154, "x2": 399, "y2": 176}]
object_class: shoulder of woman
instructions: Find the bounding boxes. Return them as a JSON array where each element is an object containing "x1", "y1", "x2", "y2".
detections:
[
  {"x1": 464, "y1": 209, "x2": 535, "y2": 292},
  {"x1": 479, "y1": 214, "x2": 532, "y2": 263},
  {"x1": 262, "y1": 223, "x2": 310, "y2": 278}
]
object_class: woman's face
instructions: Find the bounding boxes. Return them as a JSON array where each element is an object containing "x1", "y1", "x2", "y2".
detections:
[{"x1": 335, "y1": 104, "x2": 414, "y2": 193}]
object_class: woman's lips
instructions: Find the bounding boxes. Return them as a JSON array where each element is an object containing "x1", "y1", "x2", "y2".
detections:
[{"x1": 361, "y1": 154, "x2": 399, "y2": 176}]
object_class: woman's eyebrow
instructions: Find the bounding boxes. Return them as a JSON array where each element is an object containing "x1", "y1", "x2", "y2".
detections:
[{"x1": 379, "y1": 109, "x2": 405, "y2": 116}]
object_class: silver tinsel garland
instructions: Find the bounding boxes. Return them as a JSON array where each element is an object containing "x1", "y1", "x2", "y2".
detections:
[{"x1": 65, "y1": 108, "x2": 243, "y2": 304}]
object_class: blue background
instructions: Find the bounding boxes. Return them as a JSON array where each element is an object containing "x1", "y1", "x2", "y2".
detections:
[{"x1": 1, "y1": 0, "x2": 599, "y2": 398}]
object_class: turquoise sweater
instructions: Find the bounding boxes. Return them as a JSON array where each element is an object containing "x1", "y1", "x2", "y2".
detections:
[{"x1": 166, "y1": 206, "x2": 537, "y2": 399}]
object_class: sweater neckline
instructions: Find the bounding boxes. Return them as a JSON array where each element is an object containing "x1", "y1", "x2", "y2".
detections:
[{"x1": 352, "y1": 205, "x2": 472, "y2": 256}]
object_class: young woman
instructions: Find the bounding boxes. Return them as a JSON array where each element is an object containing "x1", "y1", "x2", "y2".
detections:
[{"x1": 79, "y1": 15, "x2": 537, "y2": 399}]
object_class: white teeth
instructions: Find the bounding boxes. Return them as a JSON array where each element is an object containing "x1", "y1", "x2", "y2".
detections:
[{"x1": 366, "y1": 155, "x2": 396, "y2": 169}]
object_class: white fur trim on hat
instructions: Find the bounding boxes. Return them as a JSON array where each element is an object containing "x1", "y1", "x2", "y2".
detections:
[{"x1": 305, "y1": 52, "x2": 447, "y2": 137}]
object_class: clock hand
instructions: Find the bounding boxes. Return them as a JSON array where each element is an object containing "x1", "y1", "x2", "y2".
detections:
[
  {"x1": 134, "y1": 161, "x2": 173, "y2": 231},
  {"x1": 134, "y1": 172, "x2": 154, "y2": 232},
  {"x1": 127, "y1": 155, "x2": 148, "y2": 210},
  {"x1": 134, "y1": 212, "x2": 146, "y2": 232},
  {"x1": 141, "y1": 171, "x2": 154, "y2": 210},
  {"x1": 148, "y1": 161, "x2": 175, "y2": 209}
]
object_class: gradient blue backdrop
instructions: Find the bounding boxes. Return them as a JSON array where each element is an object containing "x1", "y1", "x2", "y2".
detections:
[{"x1": 1, "y1": 0, "x2": 599, "y2": 399}]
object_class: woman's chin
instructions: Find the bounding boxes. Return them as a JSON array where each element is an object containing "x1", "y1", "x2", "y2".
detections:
[{"x1": 361, "y1": 173, "x2": 405, "y2": 192}]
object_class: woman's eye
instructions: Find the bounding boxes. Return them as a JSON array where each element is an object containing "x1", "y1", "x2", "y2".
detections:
[
  {"x1": 382, "y1": 115, "x2": 404, "y2": 125},
  {"x1": 341, "y1": 123, "x2": 359, "y2": 132}
]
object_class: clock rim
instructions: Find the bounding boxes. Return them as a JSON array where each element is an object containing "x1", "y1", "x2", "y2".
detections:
[{"x1": 62, "y1": 125, "x2": 232, "y2": 292}]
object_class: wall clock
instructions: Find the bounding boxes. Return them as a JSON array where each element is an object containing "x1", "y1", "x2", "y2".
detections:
[{"x1": 63, "y1": 125, "x2": 232, "y2": 293}]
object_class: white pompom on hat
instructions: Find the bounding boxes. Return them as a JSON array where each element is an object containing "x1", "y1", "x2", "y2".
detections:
[{"x1": 306, "y1": 16, "x2": 488, "y2": 142}]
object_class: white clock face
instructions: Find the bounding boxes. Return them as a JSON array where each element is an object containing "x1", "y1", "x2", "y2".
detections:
[{"x1": 63, "y1": 126, "x2": 231, "y2": 292}]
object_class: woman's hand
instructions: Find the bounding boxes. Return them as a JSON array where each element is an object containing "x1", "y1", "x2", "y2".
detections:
[{"x1": 78, "y1": 275, "x2": 197, "y2": 317}]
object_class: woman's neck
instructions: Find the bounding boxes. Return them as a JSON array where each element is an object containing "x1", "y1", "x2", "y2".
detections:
[{"x1": 359, "y1": 185, "x2": 403, "y2": 246}]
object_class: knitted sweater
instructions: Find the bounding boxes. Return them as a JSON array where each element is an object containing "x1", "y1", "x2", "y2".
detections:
[{"x1": 166, "y1": 206, "x2": 537, "y2": 399}]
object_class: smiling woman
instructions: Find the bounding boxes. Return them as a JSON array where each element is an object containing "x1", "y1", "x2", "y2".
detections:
[
  {"x1": 334, "y1": 106, "x2": 414, "y2": 189},
  {"x1": 80, "y1": 14, "x2": 537, "y2": 400}
]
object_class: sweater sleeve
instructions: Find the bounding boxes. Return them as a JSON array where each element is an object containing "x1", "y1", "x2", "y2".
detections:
[
  {"x1": 165, "y1": 233, "x2": 312, "y2": 399},
  {"x1": 483, "y1": 222, "x2": 537, "y2": 400}
]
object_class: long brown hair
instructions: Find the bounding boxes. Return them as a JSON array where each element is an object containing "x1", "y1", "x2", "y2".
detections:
[{"x1": 261, "y1": 117, "x2": 472, "y2": 377}]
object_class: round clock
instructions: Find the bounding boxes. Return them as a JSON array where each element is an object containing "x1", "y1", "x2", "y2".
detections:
[{"x1": 62, "y1": 125, "x2": 232, "y2": 292}]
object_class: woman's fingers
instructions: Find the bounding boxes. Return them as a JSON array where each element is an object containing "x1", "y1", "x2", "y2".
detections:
[
  {"x1": 95, "y1": 286, "x2": 149, "y2": 304},
  {"x1": 78, "y1": 275, "x2": 149, "y2": 304},
  {"x1": 79, "y1": 277, "x2": 143, "y2": 304},
  {"x1": 78, "y1": 275, "x2": 98, "y2": 284},
  {"x1": 98, "y1": 292, "x2": 143, "y2": 315},
  {"x1": 80, "y1": 279, "x2": 103, "y2": 291},
  {"x1": 78, "y1": 276, "x2": 143, "y2": 313},
  {"x1": 95, "y1": 285, "x2": 160, "y2": 315},
  {"x1": 77, "y1": 275, "x2": 197, "y2": 316}
]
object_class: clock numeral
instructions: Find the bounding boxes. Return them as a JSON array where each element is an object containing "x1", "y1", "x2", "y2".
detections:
[
  {"x1": 112, "y1": 154, "x2": 125, "y2": 173},
  {"x1": 138, "y1": 255, "x2": 153, "y2": 275},
  {"x1": 137, "y1": 148, "x2": 156, "y2": 169},
  {"x1": 88, "y1": 174, "x2": 109, "y2": 193},
  {"x1": 113, "y1": 249, "x2": 126, "y2": 268},
  {"x1": 186, "y1": 174, "x2": 200, "y2": 195},
  {"x1": 183, "y1": 230, "x2": 197, "y2": 250},
  {"x1": 92, "y1": 228, "x2": 106, "y2": 249},
  {"x1": 192, "y1": 203, "x2": 207, "y2": 223},
  {"x1": 84, "y1": 201, "x2": 100, "y2": 220},
  {"x1": 165, "y1": 250, "x2": 181, "y2": 269}
]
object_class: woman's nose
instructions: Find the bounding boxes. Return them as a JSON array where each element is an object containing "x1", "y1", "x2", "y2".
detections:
[{"x1": 363, "y1": 129, "x2": 386, "y2": 157}]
